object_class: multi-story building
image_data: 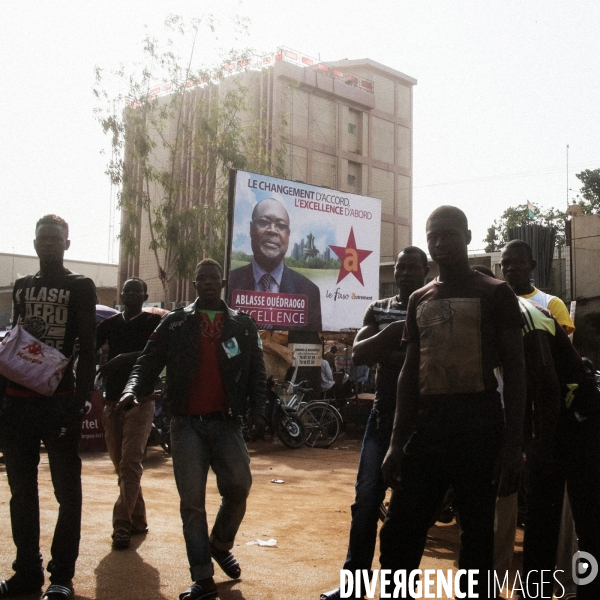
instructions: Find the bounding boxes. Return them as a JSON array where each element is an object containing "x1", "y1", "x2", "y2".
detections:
[{"x1": 119, "y1": 48, "x2": 416, "y2": 305}]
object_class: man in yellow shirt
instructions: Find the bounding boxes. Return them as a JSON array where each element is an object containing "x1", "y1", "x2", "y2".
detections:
[{"x1": 501, "y1": 239, "x2": 574, "y2": 334}]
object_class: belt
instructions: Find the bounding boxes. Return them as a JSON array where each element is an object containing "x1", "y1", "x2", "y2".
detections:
[{"x1": 189, "y1": 411, "x2": 231, "y2": 421}]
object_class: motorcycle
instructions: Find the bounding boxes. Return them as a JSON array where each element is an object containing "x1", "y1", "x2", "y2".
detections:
[{"x1": 244, "y1": 376, "x2": 307, "y2": 449}]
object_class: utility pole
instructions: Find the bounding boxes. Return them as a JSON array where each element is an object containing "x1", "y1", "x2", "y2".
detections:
[{"x1": 566, "y1": 144, "x2": 569, "y2": 207}]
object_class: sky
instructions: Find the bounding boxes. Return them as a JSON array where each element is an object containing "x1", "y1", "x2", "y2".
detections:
[{"x1": 1, "y1": 0, "x2": 599, "y2": 264}]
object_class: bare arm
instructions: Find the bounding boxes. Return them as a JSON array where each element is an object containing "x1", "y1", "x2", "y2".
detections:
[
  {"x1": 352, "y1": 320, "x2": 406, "y2": 367},
  {"x1": 494, "y1": 325, "x2": 527, "y2": 496},
  {"x1": 381, "y1": 341, "x2": 420, "y2": 488}
]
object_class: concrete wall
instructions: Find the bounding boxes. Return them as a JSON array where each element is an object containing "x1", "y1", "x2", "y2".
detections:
[{"x1": 571, "y1": 214, "x2": 600, "y2": 302}]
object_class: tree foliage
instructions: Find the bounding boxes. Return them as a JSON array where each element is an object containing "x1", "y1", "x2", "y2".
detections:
[
  {"x1": 94, "y1": 15, "x2": 287, "y2": 304},
  {"x1": 484, "y1": 203, "x2": 567, "y2": 252},
  {"x1": 573, "y1": 168, "x2": 600, "y2": 214},
  {"x1": 483, "y1": 168, "x2": 600, "y2": 252}
]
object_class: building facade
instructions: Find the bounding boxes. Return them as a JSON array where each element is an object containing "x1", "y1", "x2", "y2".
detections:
[{"x1": 119, "y1": 49, "x2": 416, "y2": 307}]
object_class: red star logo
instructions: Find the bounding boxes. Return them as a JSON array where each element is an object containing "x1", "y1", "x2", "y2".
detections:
[{"x1": 329, "y1": 227, "x2": 373, "y2": 285}]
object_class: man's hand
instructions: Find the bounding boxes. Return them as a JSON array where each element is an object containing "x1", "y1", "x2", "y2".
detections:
[
  {"x1": 494, "y1": 444, "x2": 525, "y2": 497},
  {"x1": 117, "y1": 393, "x2": 140, "y2": 412},
  {"x1": 381, "y1": 444, "x2": 405, "y2": 490},
  {"x1": 247, "y1": 413, "x2": 267, "y2": 440}
]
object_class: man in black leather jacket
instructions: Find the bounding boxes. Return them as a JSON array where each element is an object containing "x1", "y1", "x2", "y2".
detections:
[{"x1": 119, "y1": 259, "x2": 266, "y2": 600}]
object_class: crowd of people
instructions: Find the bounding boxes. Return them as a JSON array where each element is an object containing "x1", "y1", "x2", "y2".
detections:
[{"x1": 0, "y1": 208, "x2": 598, "y2": 600}]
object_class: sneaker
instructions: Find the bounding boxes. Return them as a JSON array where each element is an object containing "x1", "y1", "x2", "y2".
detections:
[
  {"x1": 111, "y1": 528, "x2": 130, "y2": 550},
  {"x1": 130, "y1": 526, "x2": 148, "y2": 535}
]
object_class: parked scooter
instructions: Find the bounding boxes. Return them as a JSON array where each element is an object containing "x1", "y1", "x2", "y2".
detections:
[{"x1": 244, "y1": 376, "x2": 307, "y2": 448}]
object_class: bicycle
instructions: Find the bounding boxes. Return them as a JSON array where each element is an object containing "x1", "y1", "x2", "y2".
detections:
[{"x1": 275, "y1": 380, "x2": 344, "y2": 448}]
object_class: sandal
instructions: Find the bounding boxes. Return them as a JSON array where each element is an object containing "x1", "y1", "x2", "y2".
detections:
[
  {"x1": 320, "y1": 587, "x2": 364, "y2": 600},
  {"x1": 0, "y1": 576, "x2": 44, "y2": 597},
  {"x1": 178, "y1": 581, "x2": 218, "y2": 600},
  {"x1": 42, "y1": 583, "x2": 74, "y2": 599},
  {"x1": 210, "y1": 546, "x2": 241, "y2": 580},
  {"x1": 319, "y1": 589, "x2": 341, "y2": 600},
  {"x1": 112, "y1": 528, "x2": 130, "y2": 550}
]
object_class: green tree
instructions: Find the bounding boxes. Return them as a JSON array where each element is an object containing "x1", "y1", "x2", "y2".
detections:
[
  {"x1": 94, "y1": 15, "x2": 287, "y2": 304},
  {"x1": 484, "y1": 168, "x2": 600, "y2": 252},
  {"x1": 484, "y1": 202, "x2": 567, "y2": 252},
  {"x1": 573, "y1": 168, "x2": 600, "y2": 214}
]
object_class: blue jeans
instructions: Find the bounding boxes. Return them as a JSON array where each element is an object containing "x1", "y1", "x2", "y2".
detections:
[
  {"x1": 0, "y1": 395, "x2": 82, "y2": 584},
  {"x1": 170, "y1": 416, "x2": 252, "y2": 581},
  {"x1": 343, "y1": 409, "x2": 393, "y2": 573}
]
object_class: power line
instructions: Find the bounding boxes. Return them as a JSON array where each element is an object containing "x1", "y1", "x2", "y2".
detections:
[{"x1": 413, "y1": 160, "x2": 599, "y2": 191}]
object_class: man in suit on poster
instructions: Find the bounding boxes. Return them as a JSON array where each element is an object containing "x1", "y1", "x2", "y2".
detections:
[{"x1": 228, "y1": 198, "x2": 323, "y2": 331}]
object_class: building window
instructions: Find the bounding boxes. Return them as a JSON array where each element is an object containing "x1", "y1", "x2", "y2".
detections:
[
  {"x1": 347, "y1": 108, "x2": 362, "y2": 155},
  {"x1": 347, "y1": 161, "x2": 361, "y2": 193}
]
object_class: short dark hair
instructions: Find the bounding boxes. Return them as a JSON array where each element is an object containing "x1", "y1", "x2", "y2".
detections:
[
  {"x1": 36, "y1": 214, "x2": 69, "y2": 238},
  {"x1": 426, "y1": 206, "x2": 469, "y2": 232},
  {"x1": 398, "y1": 246, "x2": 428, "y2": 269},
  {"x1": 504, "y1": 239, "x2": 533, "y2": 262},
  {"x1": 123, "y1": 277, "x2": 148, "y2": 294},
  {"x1": 195, "y1": 258, "x2": 223, "y2": 277},
  {"x1": 472, "y1": 265, "x2": 495, "y2": 278}
]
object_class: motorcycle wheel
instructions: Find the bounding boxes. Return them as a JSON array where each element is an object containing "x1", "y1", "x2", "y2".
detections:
[
  {"x1": 160, "y1": 430, "x2": 171, "y2": 454},
  {"x1": 276, "y1": 413, "x2": 307, "y2": 449},
  {"x1": 158, "y1": 416, "x2": 172, "y2": 454}
]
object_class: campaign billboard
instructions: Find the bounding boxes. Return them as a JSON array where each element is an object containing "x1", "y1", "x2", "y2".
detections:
[{"x1": 226, "y1": 170, "x2": 381, "y2": 332}]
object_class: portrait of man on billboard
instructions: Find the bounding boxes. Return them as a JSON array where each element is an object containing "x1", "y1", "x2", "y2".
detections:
[{"x1": 228, "y1": 198, "x2": 323, "y2": 331}]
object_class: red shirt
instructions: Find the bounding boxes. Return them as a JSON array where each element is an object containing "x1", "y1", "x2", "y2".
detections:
[{"x1": 183, "y1": 311, "x2": 229, "y2": 415}]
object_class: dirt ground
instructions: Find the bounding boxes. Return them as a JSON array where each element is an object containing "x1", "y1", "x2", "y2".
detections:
[{"x1": 0, "y1": 429, "x2": 523, "y2": 600}]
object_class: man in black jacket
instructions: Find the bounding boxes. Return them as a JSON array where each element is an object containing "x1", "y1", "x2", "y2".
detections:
[{"x1": 118, "y1": 259, "x2": 267, "y2": 600}]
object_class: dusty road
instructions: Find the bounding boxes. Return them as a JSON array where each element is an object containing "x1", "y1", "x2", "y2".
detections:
[{"x1": 0, "y1": 432, "x2": 522, "y2": 600}]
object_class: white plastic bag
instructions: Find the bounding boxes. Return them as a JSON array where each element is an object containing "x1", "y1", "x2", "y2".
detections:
[{"x1": 0, "y1": 324, "x2": 69, "y2": 396}]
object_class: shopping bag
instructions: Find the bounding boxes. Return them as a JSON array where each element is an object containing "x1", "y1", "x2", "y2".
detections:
[{"x1": 0, "y1": 324, "x2": 69, "y2": 396}]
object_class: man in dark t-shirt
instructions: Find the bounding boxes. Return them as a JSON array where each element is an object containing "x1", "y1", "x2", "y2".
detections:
[
  {"x1": 96, "y1": 278, "x2": 161, "y2": 550},
  {"x1": 380, "y1": 206, "x2": 526, "y2": 598},
  {"x1": 320, "y1": 247, "x2": 428, "y2": 600},
  {"x1": 0, "y1": 215, "x2": 96, "y2": 600}
]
